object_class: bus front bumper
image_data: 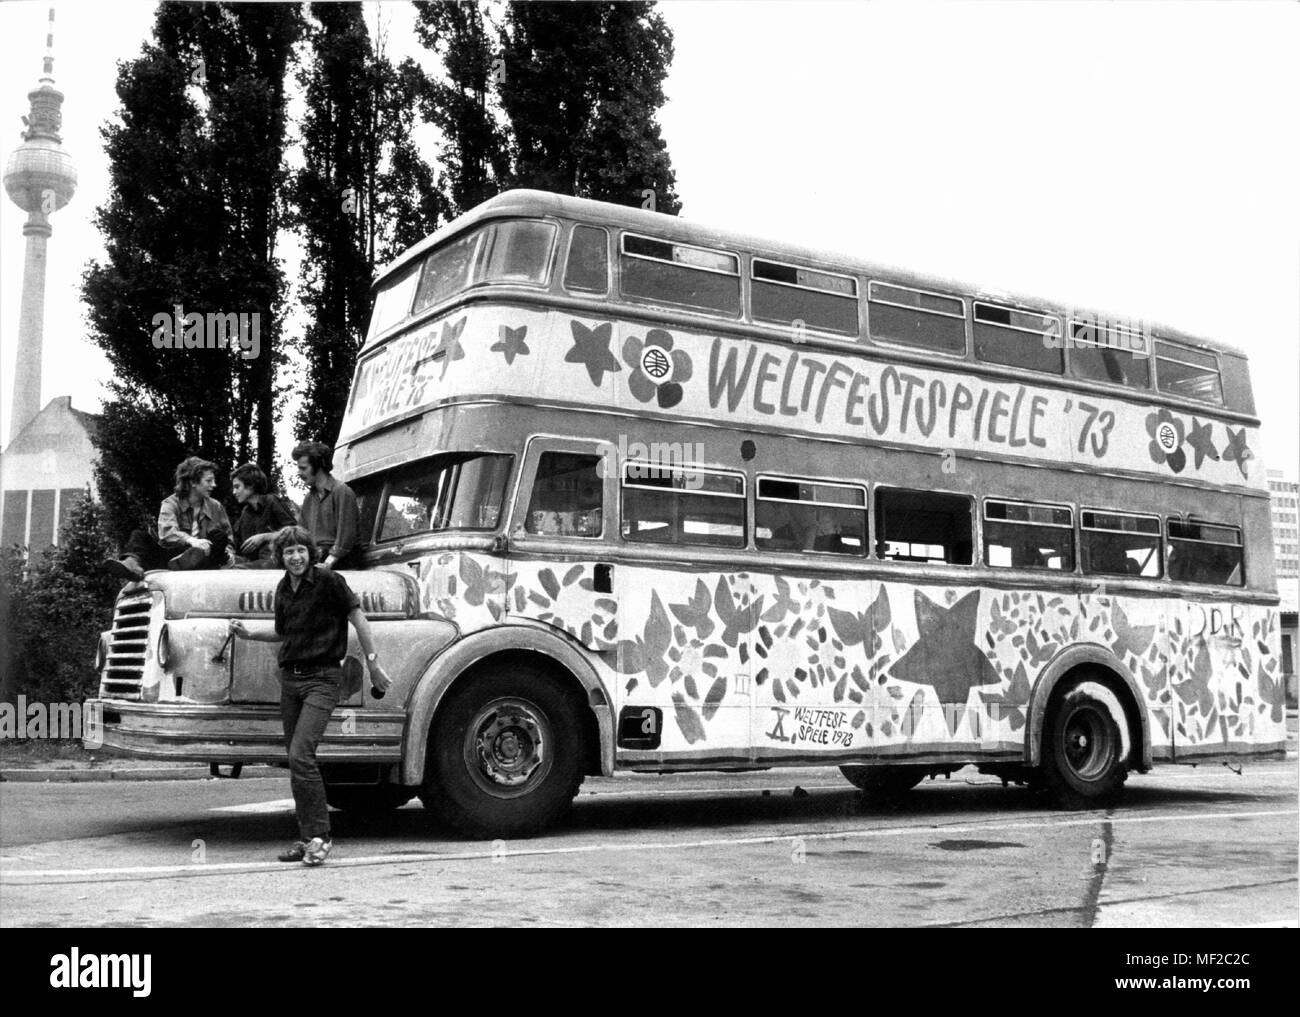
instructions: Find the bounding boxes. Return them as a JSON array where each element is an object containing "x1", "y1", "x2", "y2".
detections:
[{"x1": 84, "y1": 699, "x2": 406, "y2": 766}]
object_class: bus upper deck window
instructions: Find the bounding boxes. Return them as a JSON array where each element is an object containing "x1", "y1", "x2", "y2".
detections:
[
  {"x1": 367, "y1": 263, "x2": 420, "y2": 344},
  {"x1": 1067, "y1": 318, "x2": 1152, "y2": 390},
  {"x1": 1080, "y1": 510, "x2": 1161, "y2": 578},
  {"x1": 564, "y1": 225, "x2": 609, "y2": 294},
  {"x1": 1167, "y1": 519, "x2": 1243, "y2": 586},
  {"x1": 1155, "y1": 340, "x2": 1224, "y2": 405},
  {"x1": 480, "y1": 220, "x2": 557, "y2": 285},
  {"x1": 751, "y1": 259, "x2": 858, "y2": 337},
  {"x1": 412, "y1": 229, "x2": 483, "y2": 315},
  {"x1": 867, "y1": 282, "x2": 966, "y2": 355},
  {"x1": 620, "y1": 234, "x2": 741, "y2": 316},
  {"x1": 973, "y1": 303, "x2": 1063, "y2": 374}
]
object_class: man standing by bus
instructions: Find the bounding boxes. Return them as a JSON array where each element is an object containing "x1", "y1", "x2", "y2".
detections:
[
  {"x1": 293, "y1": 440, "x2": 360, "y2": 569},
  {"x1": 228, "y1": 526, "x2": 392, "y2": 865}
]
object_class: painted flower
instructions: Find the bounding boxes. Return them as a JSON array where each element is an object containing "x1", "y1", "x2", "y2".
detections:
[
  {"x1": 1145, "y1": 408, "x2": 1186, "y2": 473},
  {"x1": 622, "y1": 328, "x2": 693, "y2": 408}
]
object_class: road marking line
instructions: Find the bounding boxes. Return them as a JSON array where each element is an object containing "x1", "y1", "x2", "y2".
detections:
[
  {"x1": 1, "y1": 807, "x2": 1294, "y2": 883},
  {"x1": 209, "y1": 799, "x2": 296, "y2": 814}
]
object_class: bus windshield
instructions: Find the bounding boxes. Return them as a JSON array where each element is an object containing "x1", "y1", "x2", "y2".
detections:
[{"x1": 373, "y1": 452, "x2": 514, "y2": 542}]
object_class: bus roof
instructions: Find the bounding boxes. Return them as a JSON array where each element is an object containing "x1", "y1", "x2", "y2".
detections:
[{"x1": 376, "y1": 189, "x2": 1249, "y2": 361}]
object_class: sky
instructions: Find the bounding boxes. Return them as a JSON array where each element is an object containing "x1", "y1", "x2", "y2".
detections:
[{"x1": 1, "y1": 0, "x2": 1297, "y2": 475}]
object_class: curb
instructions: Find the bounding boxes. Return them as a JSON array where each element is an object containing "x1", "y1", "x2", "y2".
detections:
[{"x1": 0, "y1": 765, "x2": 285, "y2": 783}]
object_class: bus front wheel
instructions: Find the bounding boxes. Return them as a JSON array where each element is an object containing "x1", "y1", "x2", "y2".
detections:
[
  {"x1": 1041, "y1": 679, "x2": 1129, "y2": 809},
  {"x1": 420, "y1": 665, "x2": 584, "y2": 838},
  {"x1": 839, "y1": 764, "x2": 927, "y2": 799}
]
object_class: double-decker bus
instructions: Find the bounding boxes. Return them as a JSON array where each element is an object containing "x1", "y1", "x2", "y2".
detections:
[{"x1": 89, "y1": 190, "x2": 1287, "y2": 837}]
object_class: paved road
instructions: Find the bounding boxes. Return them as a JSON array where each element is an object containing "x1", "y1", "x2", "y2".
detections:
[{"x1": 1, "y1": 760, "x2": 1295, "y2": 927}]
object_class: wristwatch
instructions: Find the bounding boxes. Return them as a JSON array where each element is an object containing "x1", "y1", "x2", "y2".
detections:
[{"x1": 365, "y1": 652, "x2": 378, "y2": 663}]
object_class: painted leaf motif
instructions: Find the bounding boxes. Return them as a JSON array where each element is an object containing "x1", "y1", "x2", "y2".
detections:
[
  {"x1": 538, "y1": 569, "x2": 561, "y2": 600},
  {"x1": 702, "y1": 676, "x2": 728, "y2": 720},
  {"x1": 459, "y1": 555, "x2": 485, "y2": 606},
  {"x1": 669, "y1": 579, "x2": 715, "y2": 639},
  {"x1": 671, "y1": 694, "x2": 707, "y2": 744}
]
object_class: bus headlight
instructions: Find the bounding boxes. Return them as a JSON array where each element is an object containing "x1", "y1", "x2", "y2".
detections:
[{"x1": 157, "y1": 624, "x2": 171, "y2": 668}]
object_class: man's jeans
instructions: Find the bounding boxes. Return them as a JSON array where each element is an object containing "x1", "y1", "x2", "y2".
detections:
[{"x1": 279, "y1": 668, "x2": 342, "y2": 840}]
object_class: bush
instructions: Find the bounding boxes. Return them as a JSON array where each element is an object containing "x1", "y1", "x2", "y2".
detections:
[{"x1": 1, "y1": 490, "x2": 119, "y2": 705}]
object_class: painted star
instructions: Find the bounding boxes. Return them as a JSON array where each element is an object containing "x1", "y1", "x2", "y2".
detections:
[
  {"x1": 565, "y1": 320, "x2": 621, "y2": 386},
  {"x1": 431, "y1": 316, "x2": 467, "y2": 380},
  {"x1": 491, "y1": 324, "x2": 530, "y2": 365},
  {"x1": 1222, "y1": 426, "x2": 1253, "y2": 479},
  {"x1": 1184, "y1": 417, "x2": 1219, "y2": 470},
  {"x1": 886, "y1": 590, "x2": 1002, "y2": 735}
]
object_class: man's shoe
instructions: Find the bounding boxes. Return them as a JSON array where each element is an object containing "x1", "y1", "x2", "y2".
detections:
[
  {"x1": 168, "y1": 546, "x2": 207, "y2": 570},
  {"x1": 102, "y1": 557, "x2": 144, "y2": 581},
  {"x1": 302, "y1": 836, "x2": 332, "y2": 866},
  {"x1": 277, "y1": 841, "x2": 308, "y2": 863}
]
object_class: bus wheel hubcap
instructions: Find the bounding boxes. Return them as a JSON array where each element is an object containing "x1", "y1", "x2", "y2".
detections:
[
  {"x1": 467, "y1": 699, "x2": 550, "y2": 795},
  {"x1": 1063, "y1": 706, "x2": 1112, "y2": 781}
]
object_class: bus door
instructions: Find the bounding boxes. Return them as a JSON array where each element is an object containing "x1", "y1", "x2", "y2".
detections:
[{"x1": 507, "y1": 436, "x2": 620, "y2": 653}]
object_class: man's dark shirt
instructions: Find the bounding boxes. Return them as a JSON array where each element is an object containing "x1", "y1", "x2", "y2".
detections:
[
  {"x1": 300, "y1": 473, "x2": 360, "y2": 563},
  {"x1": 233, "y1": 495, "x2": 297, "y2": 558},
  {"x1": 274, "y1": 565, "x2": 361, "y2": 667}
]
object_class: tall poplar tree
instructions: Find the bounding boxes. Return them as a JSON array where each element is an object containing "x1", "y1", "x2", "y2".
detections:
[
  {"x1": 497, "y1": 1, "x2": 680, "y2": 212},
  {"x1": 83, "y1": 2, "x2": 302, "y2": 539},
  {"x1": 289, "y1": 2, "x2": 443, "y2": 445}
]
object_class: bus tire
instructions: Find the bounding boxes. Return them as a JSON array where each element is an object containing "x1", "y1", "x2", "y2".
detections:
[
  {"x1": 324, "y1": 782, "x2": 415, "y2": 816},
  {"x1": 1041, "y1": 678, "x2": 1129, "y2": 809},
  {"x1": 420, "y1": 665, "x2": 584, "y2": 839},
  {"x1": 839, "y1": 764, "x2": 927, "y2": 799}
]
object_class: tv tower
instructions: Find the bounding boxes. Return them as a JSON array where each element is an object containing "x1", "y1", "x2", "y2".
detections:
[{"x1": 3, "y1": 7, "x2": 77, "y2": 440}]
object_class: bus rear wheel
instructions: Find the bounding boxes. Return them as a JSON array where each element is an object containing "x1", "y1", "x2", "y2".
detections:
[
  {"x1": 420, "y1": 665, "x2": 584, "y2": 839},
  {"x1": 839, "y1": 764, "x2": 928, "y2": 800},
  {"x1": 1041, "y1": 679, "x2": 1129, "y2": 809}
]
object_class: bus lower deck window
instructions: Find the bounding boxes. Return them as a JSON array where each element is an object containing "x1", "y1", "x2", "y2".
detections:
[
  {"x1": 1081, "y1": 510, "x2": 1161, "y2": 578},
  {"x1": 1167, "y1": 519, "x2": 1243, "y2": 585},
  {"x1": 874, "y1": 488, "x2": 973, "y2": 565},
  {"x1": 525, "y1": 452, "x2": 604, "y2": 538},
  {"x1": 755, "y1": 476, "x2": 866, "y2": 555},
  {"x1": 983, "y1": 499, "x2": 1074, "y2": 570},
  {"x1": 622, "y1": 463, "x2": 745, "y2": 548}
]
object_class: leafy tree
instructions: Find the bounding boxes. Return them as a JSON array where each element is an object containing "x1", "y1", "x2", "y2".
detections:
[
  {"x1": 83, "y1": 2, "x2": 303, "y2": 515},
  {"x1": 290, "y1": 2, "x2": 443, "y2": 444},
  {"x1": 497, "y1": 1, "x2": 680, "y2": 212},
  {"x1": 2, "y1": 491, "x2": 118, "y2": 705},
  {"x1": 413, "y1": 0, "x2": 511, "y2": 216}
]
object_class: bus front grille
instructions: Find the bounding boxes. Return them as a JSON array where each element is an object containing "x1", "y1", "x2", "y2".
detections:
[{"x1": 99, "y1": 592, "x2": 152, "y2": 700}]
